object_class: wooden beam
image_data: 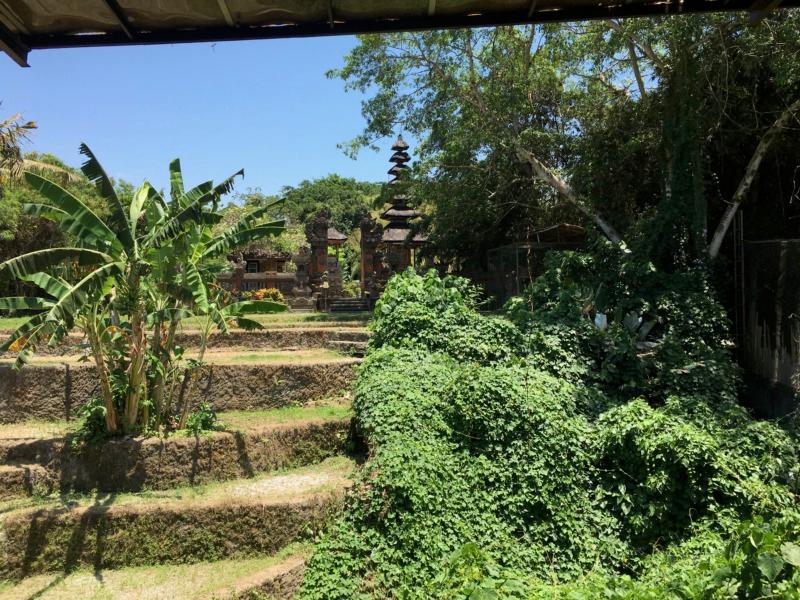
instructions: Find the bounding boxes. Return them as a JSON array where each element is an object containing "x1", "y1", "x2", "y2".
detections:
[
  {"x1": 0, "y1": 18, "x2": 28, "y2": 66},
  {"x1": 328, "y1": 0, "x2": 335, "y2": 28},
  {"x1": 217, "y1": 0, "x2": 235, "y2": 26},
  {"x1": 16, "y1": 0, "x2": 800, "y2": 54},
  {"x1": 101, "y1": 0, "x2": 134, "y2": 40},
  {"x1": 527, "y1": 0, "x2": 539, "y2": 17},
  {"x1": 428, "y1": 0, "x2": 437, "y2": 16}
]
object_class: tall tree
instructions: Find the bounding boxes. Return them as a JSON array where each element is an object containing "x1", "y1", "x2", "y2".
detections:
[{"x1": 331, "y1": 13, "x2": 800, "y2": 266}]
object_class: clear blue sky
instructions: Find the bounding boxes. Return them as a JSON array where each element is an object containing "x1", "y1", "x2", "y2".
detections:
[{"x1": 0, "y1": 36, "x2": 398, "y2": 197}]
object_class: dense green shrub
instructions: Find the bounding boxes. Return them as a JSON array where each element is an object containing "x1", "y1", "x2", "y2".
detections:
[
  {"x1": 508, "y1": 244, "x2": 739, "y2": 404},
  {"x1": 302, "y1": 350, "x2": 624, "y2": 598},
  {"x1": 301, "y1": 268, "x2": 798, "y2": 599},
  {"x1": 371, "y1": 269, "x2": 522, "y2": 363}
]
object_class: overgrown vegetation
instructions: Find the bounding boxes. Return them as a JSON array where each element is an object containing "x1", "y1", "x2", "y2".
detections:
[{"x1": 301, "y1": 267, "x2": 799, "y2": 599}]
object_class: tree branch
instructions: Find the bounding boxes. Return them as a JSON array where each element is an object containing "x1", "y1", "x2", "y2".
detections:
[
  {"x1": 625, "y1": 40, "x2": 647, "y2": 98},
  {"x1": 606, "y1": 19, "x2": 666, "y2": 71},
  {"x1": 514, "y1": 145, "x2": 624, "y2": 244},
  {"x1": 708, "y1": 98, "x2": 800, "y2": 258}
]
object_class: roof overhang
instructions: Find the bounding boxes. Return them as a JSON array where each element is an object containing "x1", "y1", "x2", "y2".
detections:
[{"x1": 1, "y1": 0, "x2": 797, "y2": 67}]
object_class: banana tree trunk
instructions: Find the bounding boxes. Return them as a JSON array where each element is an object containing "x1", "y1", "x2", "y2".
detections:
[
  {"x1": 124, "y1": 306, "x2": 147, "y2": 433},
  {"x1": 86, "y1": 317, "x2": 118, "y2": 433}
]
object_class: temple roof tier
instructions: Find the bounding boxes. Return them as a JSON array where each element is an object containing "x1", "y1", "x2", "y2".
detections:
[
  {"x1": 381, "y1": 207, "x2": 419, "y2": 220},
  {"x1": 391, "y1": 135, "x2": 410, "y2": 152},
  {"x1": 390, "y1": 151, "x2": 410, "y2": 163}
]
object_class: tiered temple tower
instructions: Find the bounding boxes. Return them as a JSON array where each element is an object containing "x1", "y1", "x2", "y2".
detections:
[
  {"x1": 380, "y1": 135, "x2": 425, "y2": 271},
  {"x1": 360, "y1": 134, "x2": 426, "y2": 298}
]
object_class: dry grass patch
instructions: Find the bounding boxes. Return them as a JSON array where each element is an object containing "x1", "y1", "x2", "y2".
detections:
[
  {"x1": 221, "y1": 403, "x2": 352, "y2": 431},
  {"x1": 1, "y1": 456, "x2": 354, "y2": 515},
  {"x1": 0, "y1": 348, "x2": 351, "y2": 367},
  {"x1": 0, "y1": 544, "x2": 310, "y2": 600}
]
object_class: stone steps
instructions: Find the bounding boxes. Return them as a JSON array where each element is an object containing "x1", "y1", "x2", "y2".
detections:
[
  {"x1": 329, "y1": 298, "x2": 370, "y2": 312},
  {"x1": 1, "y1": 457, "x2": 353, "y2": 580}
]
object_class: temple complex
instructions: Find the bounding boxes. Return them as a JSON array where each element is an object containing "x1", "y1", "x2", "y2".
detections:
[{"x1": 219, "y1": 135, "x2": 425, "y2": 309}]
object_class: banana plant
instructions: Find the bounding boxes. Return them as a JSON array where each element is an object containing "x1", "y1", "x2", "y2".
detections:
[{"x1": 0, "y1": 145, "x2": 286, "y2": 435}]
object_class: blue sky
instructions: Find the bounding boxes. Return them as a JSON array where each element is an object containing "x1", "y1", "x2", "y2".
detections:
[{"x1": 0, "y1": 36, "x2": 398, "y2": 197}]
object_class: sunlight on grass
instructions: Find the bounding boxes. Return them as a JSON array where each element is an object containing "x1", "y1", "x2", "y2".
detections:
[
  {"x1": 0, "y1": 347, "x2": 354, "y2": 366},
  {"x1": 5, "y1": 456, "x2": 354, "y2": 515},
  {"x1": 0, "y1": 419, "x2": 73, "y2": 439},
  {"x1": 0, "y1": 311, "x2": 369, "y2": 333},
  {"x1": 221, "y1": 403, "x2": 352, "y2": 431},
  {"x1": 204, "y1": 348, "x2": 346, "y2": 363},
  {"x1": 0, "y1": 543, "x2": 311, "y2": 600}
]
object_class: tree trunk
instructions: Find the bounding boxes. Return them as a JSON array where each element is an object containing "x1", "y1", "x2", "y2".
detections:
[
  {"x1": 124, "y1": 305, "x2": 147, "y2": 433},
  {"x1": 708, "y1": 99, "x2": 800, "y2": 259},
  {"x1": 514, "y1": 145, "x2": 624, "y2": 245},
  {"x1": 87, "y1": 317, "x2": 118, "y2": 433}
]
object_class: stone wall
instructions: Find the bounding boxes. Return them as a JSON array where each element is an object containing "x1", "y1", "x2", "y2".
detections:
[
  {"x1": 0, "y1": 419, "x2": 351, "y2": 493},
  {"x1": 0, "y1": 361, "x2": 359, "y2": 423}
]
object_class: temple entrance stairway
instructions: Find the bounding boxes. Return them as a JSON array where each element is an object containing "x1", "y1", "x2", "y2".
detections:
[{"x1": 328, "y1": 297, "x2": 370, "y2": 312}]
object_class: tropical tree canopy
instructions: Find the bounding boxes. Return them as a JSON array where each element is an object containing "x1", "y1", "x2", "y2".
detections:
[{"x1": 331, "y1": 13, "x2": 800, "y2": 269}]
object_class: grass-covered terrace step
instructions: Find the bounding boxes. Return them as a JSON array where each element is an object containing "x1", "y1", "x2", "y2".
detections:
[
  {"x1": 0, "y1": 545, "x2": 308, "y2": 600},
  {"x1": 0, "y1": 457, "x2": 353, "y2": 579},
  {"x1": 0, "y1": 350, "x2": 360, "y2": 424},
  {"x1": 1, "y1": 326, "x2": 370, "y2": 356},
  {"x1": 0, "y1": 404, "x2": 353, "y2": 495}
]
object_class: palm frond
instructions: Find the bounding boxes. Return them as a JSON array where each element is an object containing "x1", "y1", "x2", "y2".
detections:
[
  {"x1": 169, "y1": 158, "x2": 184, "y2": 206},
  {"x1": 21, "y1": 272, "x2": 70, "y2": 300},
  {"x1": 22, "y1": 159, "x2": 83, "y2": 184},
  {"x1": 79, "y1": 143, "x2": 134, "y2": 250},
  {"x1": 23, "y1": 172, "x2": 119, "y2": 252},
  {"x1": 0, "y1": 247, "x2": 113, "y2": 281},
  {"x1": 0, "y1": 296, "x2": 54, "y2": 311},
  {"x1": 212, "y1": 168, "x2": 244, "y2": 198}
]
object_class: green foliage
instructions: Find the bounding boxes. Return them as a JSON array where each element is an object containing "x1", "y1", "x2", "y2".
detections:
[
  {"x1": 279, "y1": 175, "x2": 380, "y2": 232},
  {"x1": 332, "y1": 15, "x2": 800, "y2": 267},
  {"x1": 423, "y1": 543, "x2": 528, "y2": 600},
  {"x1": 0, "y1": 148, "x2": 287, "y2": 437},
  {"x1": 69, "y1": 396, "x2": 110, "y2": 449},
  {"x1": 508, "y1": 245, "x2": 739, "y2": 405},
  {"x1": 371, "y1": 269, "x2": 521, "y2": 363},
  {"x1": 301, "y1": 269, "x2": 798, "y2": 599},
  {"x1": 185, "y1": 403, "x2": 225, "y2": 436}
]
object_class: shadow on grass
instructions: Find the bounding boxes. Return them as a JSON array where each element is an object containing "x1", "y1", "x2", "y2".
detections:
[{"x1": 20, "y1": 491, "x2": 117, "y2": 580}]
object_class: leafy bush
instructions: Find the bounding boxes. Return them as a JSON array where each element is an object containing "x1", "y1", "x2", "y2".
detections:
[
  {"x1": 508, "y1": 244, "x2": 739, "y2": 404},
  {"x1": 242, "y1": 287, "x2": 285, "y2": 303},
  {"x1": 69, "y1": 396, "x2": 110, "y2": 449},
  {"x1": 301, "y1": 268, "x2": 798, "y2": 599},
  {"x1": 185, "y1": 402, "x2": 225, "y2": 436},
  {"x1": 370, "y1": 269, "x2": 522, "y2": 363}
]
